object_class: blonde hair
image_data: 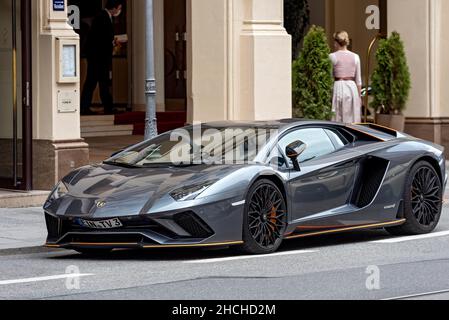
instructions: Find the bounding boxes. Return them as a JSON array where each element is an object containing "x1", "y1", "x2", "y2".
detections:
[{"x1": 333, "y1": 31, "x2": 350, "y2": 47}]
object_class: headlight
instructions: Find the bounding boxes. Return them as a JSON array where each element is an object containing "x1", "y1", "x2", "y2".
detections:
[
  {"x1": 50, "y1": 182, "x2": 69, "y2": 201},
  {"x1": 170, "y1": 180, "x2": 217, "y2": 201}
]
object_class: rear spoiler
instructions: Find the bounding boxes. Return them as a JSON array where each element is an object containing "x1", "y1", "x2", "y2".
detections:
[{"x1": 355, "y1": 123, "x2": 399, "y2": 138}]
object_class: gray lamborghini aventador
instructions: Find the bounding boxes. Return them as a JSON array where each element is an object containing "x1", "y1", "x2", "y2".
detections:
[{"x1": 44, "y1": 120, "x2": 447, "y2": 255}]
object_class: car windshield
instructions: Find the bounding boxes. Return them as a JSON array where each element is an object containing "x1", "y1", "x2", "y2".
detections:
[{"x1": 105, "y1": 126, "x2": 277, "y2": 167}]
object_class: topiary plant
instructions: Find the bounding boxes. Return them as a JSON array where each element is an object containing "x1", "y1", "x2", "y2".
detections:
[
  {"x1": 292, "y1": 25, "x2": 334, "y2": 120},
  {"x1": 284, "y1": 0, "x2": 310, "y2": 59},
  {"x1": 371, "y1": 31, "x2": 411, "y2": 114}
]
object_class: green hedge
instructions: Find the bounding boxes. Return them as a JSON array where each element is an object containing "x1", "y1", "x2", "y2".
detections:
[
  {"x1": 371, "y1": 32, "x2": 411, "y2": 114},
  {"x1": 292, "y1": 26, "x2": 334, "y2": 120}
]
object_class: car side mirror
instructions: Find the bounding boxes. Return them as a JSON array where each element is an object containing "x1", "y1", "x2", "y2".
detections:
[{"x1": 285, "y1": 140, "x2": 307, "y2": 171}]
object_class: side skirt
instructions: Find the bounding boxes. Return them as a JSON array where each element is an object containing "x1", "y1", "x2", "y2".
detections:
[{"x1": 284, "y1": 219, "x2": 406, "y2": 240}]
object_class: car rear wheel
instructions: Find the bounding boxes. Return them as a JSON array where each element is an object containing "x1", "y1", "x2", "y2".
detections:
[
  {"x1": 239, "y1": 180, "x2": 287, "y2": 254},
  {"x1": 386, "y1": 161, "x2": 443, "y2": 236}
]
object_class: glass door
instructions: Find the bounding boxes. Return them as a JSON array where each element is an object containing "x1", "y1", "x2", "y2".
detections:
[{"x1": 0, "y1": 0, "x2": 32, "y2": 190}]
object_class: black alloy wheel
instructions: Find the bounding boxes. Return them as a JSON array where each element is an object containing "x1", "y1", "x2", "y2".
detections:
[
  {"x1": 240, "y1": 180, "x2": 287, "y2": 254},
  {"x1": 386, "y1": 161, "x2": 442, "y2": 235},
  {"x1": 411, "y1": 166, "x2": 442, "y2": 227}
]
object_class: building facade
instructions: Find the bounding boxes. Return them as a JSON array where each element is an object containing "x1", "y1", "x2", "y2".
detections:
[{"x1": 0, "y1": 0, "x2": 448, "y2": 192}]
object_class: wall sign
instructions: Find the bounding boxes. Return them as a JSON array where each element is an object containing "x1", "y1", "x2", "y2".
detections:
[
  {"x1": 56, "y1": 38, "x2": 80, "y2": 83},
  {"x1": 57, "y1": 90, "x2": 78, "y2": 113},
  {"x1": 62, "y1": 45, "x2": 77, "y2": 78},
  {"x1": 53, "y1": 0, "x2": 65, "y2": 12}
]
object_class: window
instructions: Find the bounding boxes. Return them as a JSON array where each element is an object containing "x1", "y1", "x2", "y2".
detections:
[
  {"x1": 106, "y1": 126, "x2": 274, "y2": 166},
  {"x1": 278, "y1": 128, "x2": 337, "y2": 164},
  {"x1": 325, "y1": 129, "x2": 348, "y2": 149}
]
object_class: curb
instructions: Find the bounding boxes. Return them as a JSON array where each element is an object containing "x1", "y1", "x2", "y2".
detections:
[{"x1": 0, "y1": 191, "x2": 49, "y2": 209}]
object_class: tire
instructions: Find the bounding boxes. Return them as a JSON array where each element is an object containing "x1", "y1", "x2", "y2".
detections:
[
  {"x1": 74, "y1": 248, "x2": 112, "y2": 256},
  {"x1": 239, "y1": 179, "x2": 288, "y2": 254},
  {"x1": 386, "y1": 161, "x2": 443, "y2": 236}
]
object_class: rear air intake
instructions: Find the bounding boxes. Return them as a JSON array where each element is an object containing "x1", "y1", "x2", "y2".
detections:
[{"x1": 174, "y1": 212, "x2": 214, "y2": 238}]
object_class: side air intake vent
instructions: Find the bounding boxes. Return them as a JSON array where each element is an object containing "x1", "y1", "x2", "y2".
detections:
[
  {"x1": 174, "y1": 212, "x2": 214, "y2": 239},
  {"x1": 45, "y1": 213, "x2": 60, "y2": 239},
  {"x1": 352, "y1": 157, "x2": 390, "y2": 208}
]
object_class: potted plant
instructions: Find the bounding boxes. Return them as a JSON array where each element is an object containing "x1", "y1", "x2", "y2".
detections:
[
  {"x1": 292, "y1": 25, "x2": 334, "y2": 120},
  {"x1": 371, "y1": 32, "x2": 411, "y2": 131}
]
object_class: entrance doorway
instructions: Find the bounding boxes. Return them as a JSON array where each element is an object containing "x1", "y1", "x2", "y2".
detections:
[
  {"x1": 70, "y1": 0, "x2": 131, "y2": 114},
  {"x1": 164, "y1": 0, "x2": 187, "y2": 111},
  {"x1": 0, "y1": 0, "x2": 32, "y2": 191}
]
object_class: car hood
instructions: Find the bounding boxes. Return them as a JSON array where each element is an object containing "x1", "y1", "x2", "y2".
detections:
[{"x1": 48, "y1": 163, "x2": 244, "y2": 218}]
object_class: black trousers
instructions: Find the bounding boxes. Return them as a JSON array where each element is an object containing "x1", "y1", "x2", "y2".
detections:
[{"x1": 81, "y1": 60, "x2": 113, "y2": 114}]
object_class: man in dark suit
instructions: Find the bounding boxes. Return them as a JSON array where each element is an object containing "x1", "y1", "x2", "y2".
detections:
[{"x1": 81, "y1": 0, "x2": 123, "y2": 115}]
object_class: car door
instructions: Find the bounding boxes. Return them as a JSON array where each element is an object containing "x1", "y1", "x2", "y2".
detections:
[{"x1": 278, "y1": 127, "x2": 359, "y2": 222}]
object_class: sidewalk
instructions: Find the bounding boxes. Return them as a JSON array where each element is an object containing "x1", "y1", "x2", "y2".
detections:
[{"x1": 0, "y1": 207, "x2": 46, "y2": 251}]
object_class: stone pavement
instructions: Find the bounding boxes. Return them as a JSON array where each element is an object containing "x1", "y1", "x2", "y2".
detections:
[{"x1": 0, "y1": 207, "x2": 46, "y2": 251}]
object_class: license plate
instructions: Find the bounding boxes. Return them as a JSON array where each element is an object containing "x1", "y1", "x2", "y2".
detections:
[{"x1": 78, "y1": 218, "x2": 123, "y2": 230}]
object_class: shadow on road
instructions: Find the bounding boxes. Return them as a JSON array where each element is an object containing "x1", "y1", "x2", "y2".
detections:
[{"x1": 46, "y1": 228, "x2": 393, "y2": 262}]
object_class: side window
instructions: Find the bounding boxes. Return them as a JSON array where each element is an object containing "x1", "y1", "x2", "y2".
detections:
[
  {"x1": 278, "y1": 128, "x2": 336, "y2": 164},
  {"x1": 325, "y1": 129, "x2": 347, "y2": 150},
  {"x1": 267, "y1": 146, "x2": 288, "y2": 169}
]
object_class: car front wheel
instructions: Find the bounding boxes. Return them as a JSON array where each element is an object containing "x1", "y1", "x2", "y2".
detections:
[{"x1": 239, "y1": 179, "x2": 287, "y2": 254}]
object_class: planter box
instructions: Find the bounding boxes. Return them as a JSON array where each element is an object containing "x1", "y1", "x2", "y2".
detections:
[{"x1": 376, "y1": 114, "x2": 405, "y2": 132}]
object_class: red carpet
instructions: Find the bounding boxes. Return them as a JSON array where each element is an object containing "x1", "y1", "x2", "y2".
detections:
[{"x1": 115, "y1": 111, "x2": 187, "y2": 135}]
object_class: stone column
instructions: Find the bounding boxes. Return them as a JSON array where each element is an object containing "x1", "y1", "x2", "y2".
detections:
[
  {"x1": 187, "y1": 0, "x2": 292, "y2": 123},
  {"x1": 238, "y1": 0, "x2": 292, "y2": 121},
  {"x1": 32, "y1": 0, "x2": 88, "y2": 190}
]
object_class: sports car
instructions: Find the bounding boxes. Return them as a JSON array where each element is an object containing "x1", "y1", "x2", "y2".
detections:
[{"x1": 44, "y1": 120, "x2": 447, "y2": 255}]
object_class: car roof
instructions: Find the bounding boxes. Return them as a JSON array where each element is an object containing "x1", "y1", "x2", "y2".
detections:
[{"x1": 199, "y1": 119, "x2": 343, "y2": 131}]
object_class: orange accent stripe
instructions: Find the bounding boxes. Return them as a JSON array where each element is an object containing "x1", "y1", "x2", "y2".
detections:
[
  {"x1": 45, "y1": 244, "x2": 61, "y2": 248},
  {"x1": 46, "y1": 241, "x2": 244, "y2": 249},
  {"x1": 346, "y1": 125, "x2": 386, "y2": 142},
  {"x1": 354, "y1": 122, "x2": 397, "y2": 132},
  {"x1": 142, "y1": 241, "x2": 244, "y2": 249},
  {"x1": 285, "y1": 219, "x2": 406, "y2": 240}
]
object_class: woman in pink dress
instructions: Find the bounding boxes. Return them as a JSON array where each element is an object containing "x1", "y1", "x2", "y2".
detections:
[{"x1": 330, "y1": 31, "x2": 362, "y2": 123}]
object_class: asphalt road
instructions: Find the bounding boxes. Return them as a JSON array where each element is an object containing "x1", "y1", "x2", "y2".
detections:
[{"x1": 0, "y1": 201, "x2": 448, "y2": 301}]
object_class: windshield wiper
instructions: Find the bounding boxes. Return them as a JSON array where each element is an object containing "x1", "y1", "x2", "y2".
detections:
[
  {"x1": 140, "y1": 163, "x2": 204, "y2": 168},
  {"x1": 103, "y1": 161, "x2": 141, "y2": 169}
]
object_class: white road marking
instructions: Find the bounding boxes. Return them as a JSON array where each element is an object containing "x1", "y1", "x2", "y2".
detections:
[
  {"x1": 383, "y1": 289, "x2": 449, "y2": 300},
  {"x1": 372, "y1": 230, "x2": 449, "y2": 244},
  {"x1": 184, "y1": 250, "x2": 317, "y2": 264},
  {"x1": 0, "y1": 273, "x2": 94, "y2": 286}
]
